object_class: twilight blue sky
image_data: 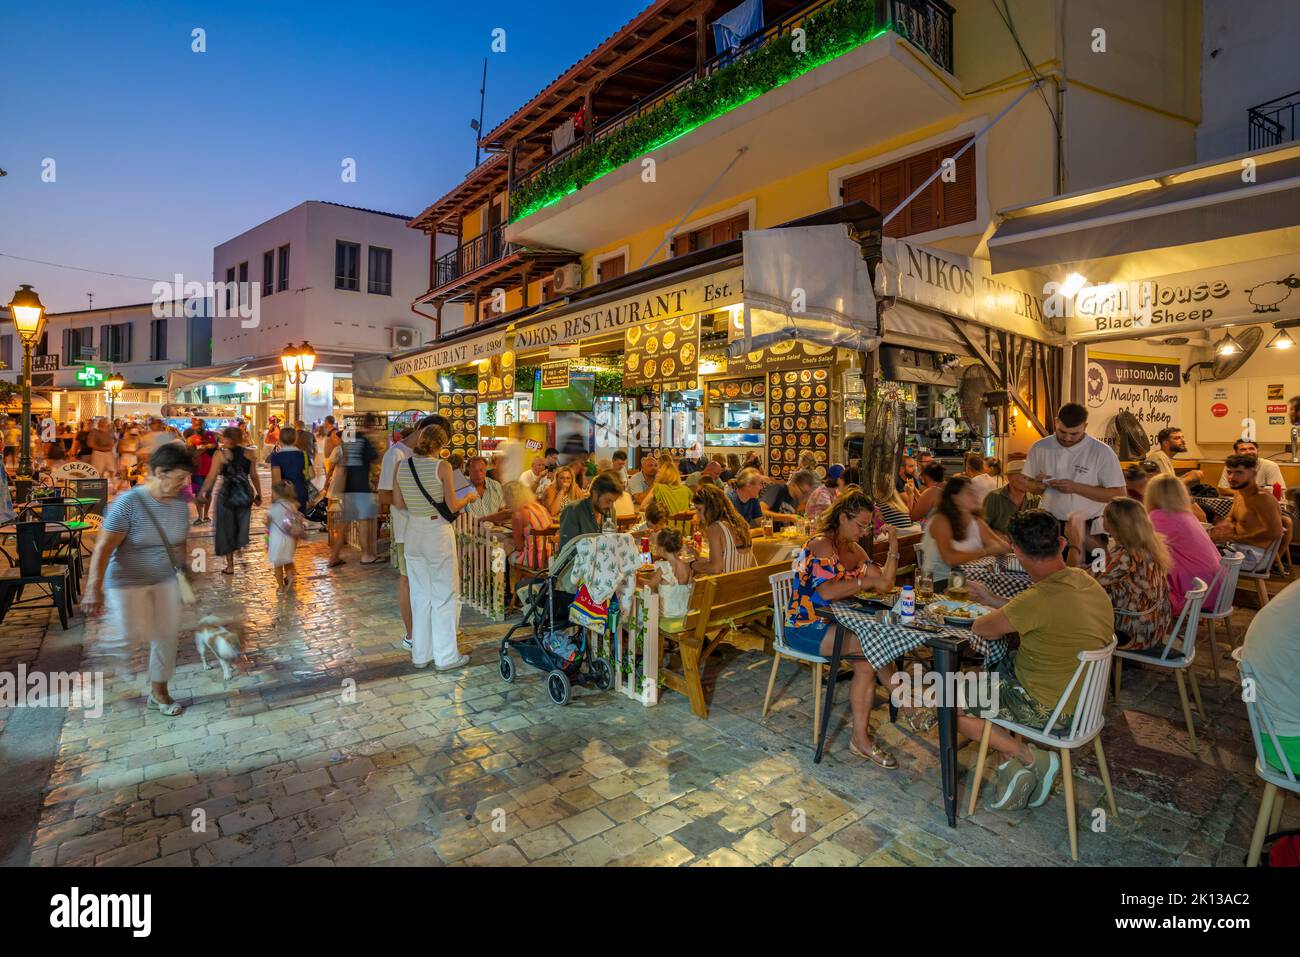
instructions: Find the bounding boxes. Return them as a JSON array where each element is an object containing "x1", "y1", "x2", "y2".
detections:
[{"x1": 0, "y1": 0, "x2": 646, "y2": 313}]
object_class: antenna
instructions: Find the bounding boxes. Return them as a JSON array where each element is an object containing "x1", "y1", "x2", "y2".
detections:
[
  {"x1": 87, "y1": 292, "x2": 94, "y2": 311},
  {"x1": 472, "y1": 57, "x2": 488, "y2": 168}
]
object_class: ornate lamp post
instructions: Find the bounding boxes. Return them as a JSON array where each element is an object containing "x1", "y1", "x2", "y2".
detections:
[
  {"x1": 105, "y1": 372, "x2": 125, "y2": 422},
  {"x1": 5, "y1": 284, "x2": 47, "y2": 503},
  {"x1": 279, "y1": 341, "x2": 316, "y2": 424}
]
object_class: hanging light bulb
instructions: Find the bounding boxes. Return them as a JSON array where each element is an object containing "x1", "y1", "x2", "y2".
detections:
[
  {"x1": 1266, "y1": 328, "x2": 1296, "y2": 350},
  {"x1": 1215, "y1": 331, "x2": 1242, "y2": 357}
]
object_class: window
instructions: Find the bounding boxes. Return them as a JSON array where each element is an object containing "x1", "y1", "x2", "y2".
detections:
[
  {"x1": 263, "y1": 250, "x2": 275, "y2": 297},
  {"x1": 63, "y1": 327, "x2": 94, "y2": 366},
  {"x1": 150, "y1": 319, "x2": 168, "y2": 361},
  {"x1": 35, "y1": 332, "x2": 48, "y2": 357},
  {"x1": 539, "y1": 275, "x2": 556, "y2": 303},
  {"x1": 277, "y1": 244, "x2": 290, "y2": 292},
  {"x1": 335, "y1": 241, "x2": 361, "y2": 290},
  {"x1": 367, "y1": 246, "x2": 393, "y2": 295},
  {"x1": 225, "y1": 267, "x2": 235, "y2": 311},
  {"x1": 671, "y1": 212, "x2": 748, "y2": 257},
  {"x1": 0, "y1": 335, "x2": 12, "y2": 372},
  {"x1": 238, "y1": 261, "x2": 249, "y2": 307},
  {"x1": 841, "y1": 137, "x2": 976, "y2": 238},
  {"x1": 100, "y1": 323, "x2": 133, "y2": 363},
  {"x1": 596, "y1": 254, "x2": 626, "y2": 283}
]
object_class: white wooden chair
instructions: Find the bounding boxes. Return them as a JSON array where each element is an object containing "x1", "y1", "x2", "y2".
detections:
[
  {"x1": 1199, "y1": 552, "x2": 1243, "y2": 683},
  {"x1": 1114, "y1": 578, "x2": 1210, "y2": 749},
  {"x1": 763, "y1": 570, "x2": 831, "y2": 746},
  {"x1": 1236, "y1": 654, "x2": 1300, "y2": 866},
  {"x1": 967, "y1": 638, "x2": 1119, "y2": 862},
  {"x1": 1273, "y1": 515, "x2": 1294, "y2": 576},
  {"x1": 1237, "y1": 530, "x2": 1287, "y2": 608}
]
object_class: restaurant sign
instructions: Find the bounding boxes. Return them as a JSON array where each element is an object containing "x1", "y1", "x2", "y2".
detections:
[
  {"x1": 1064, "y1": 253, "x2": 1300, "y2": 341},
  {"x1": 540, "y1": 361, "x2": 570, "y2": 390},
  {"x1": 1084, "y1": 352, "x2": 1182, "y2": 451},
  {"x1": 513, "y1": 266, "x2": 742, "y2": 351},
  {"x1": 389, "y1": 329, "x2": 508, "y2": 376},
  {"x1": 876, "y1": 238, "x2": 1056, "y2": 343}
]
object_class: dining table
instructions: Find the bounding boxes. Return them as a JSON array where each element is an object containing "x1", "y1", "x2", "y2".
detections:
[
  {"x1": 959, "y1": 555, "x2": 1034, "y2": 599},
  {"x1": 813, "y1": 599, "x2": 1009, "y2": 827}
]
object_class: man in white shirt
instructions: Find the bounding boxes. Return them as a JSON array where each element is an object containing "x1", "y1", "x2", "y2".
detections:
[
  {"x1": 627, "y1": 454, "x2": 659, "y2": 504},
  {"x1": 1217, "y1": 439, "x2": 1287, "y2": 493},
  {"x1": 378, "y1": 415, "x2": 441, "y2": 649},
  {"x1": 965, "y1": 452, "x2": 998, "y2": 505},
  {"x1": 1145, "y1": 427, "x2": 1202, "y2": 488},
  {"x1": 611, "y1": 449, "x2": 629, "y2": 485},
  {"x1": 1024, "y1": 402, "x2": 1125, "y2": 535}
]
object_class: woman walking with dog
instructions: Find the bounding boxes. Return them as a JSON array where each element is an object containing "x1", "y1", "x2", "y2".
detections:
[{"x1": 80, "y1": 443, "x2": 196, "y2": 716}]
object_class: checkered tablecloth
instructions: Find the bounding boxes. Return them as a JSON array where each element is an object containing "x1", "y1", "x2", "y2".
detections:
[
  {"x1": 958, "y1": 556, "x2": 1033, "y2": 599},
  {"x1": 828, "y1": 601, "x2": 1008, "y2": 670},
  {"x1": 1193, "y1": 496, "x2": 1234, "y2": 521}
]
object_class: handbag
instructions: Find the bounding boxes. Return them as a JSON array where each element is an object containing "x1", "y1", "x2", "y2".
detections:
[
  {"x1": 406, "y1": 458, "x2": 458, "y2": 524},
  {"x1": 139, "y1": 496, "x2": 196, "y2": 605},
  {"x1": 221, "y1": 452, "x2": 255, "y2": 509}
]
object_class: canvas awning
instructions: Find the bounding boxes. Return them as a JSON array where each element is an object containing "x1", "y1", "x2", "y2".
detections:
[{"x1": 351, "y1": 353, "x2": 440, "y2": 413}]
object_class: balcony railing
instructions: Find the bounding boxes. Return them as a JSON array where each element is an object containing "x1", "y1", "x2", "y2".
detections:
[
  {"x1": 510, "y1": 0, "x2": 955, "y2": 205},
  {"x1": 1248, "y1": 90, "x2": 1300, "y2": 151},
  {"x1": 432, "y1": 223, "x2": 514, "y2": 289}
]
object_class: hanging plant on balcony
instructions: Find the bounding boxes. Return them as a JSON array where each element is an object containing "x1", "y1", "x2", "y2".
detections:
[{"x1": 511, "y1": 0, "x2": 883, "y2": 221}]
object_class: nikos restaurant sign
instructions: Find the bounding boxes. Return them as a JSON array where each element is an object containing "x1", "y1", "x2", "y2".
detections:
[
  {"x1": 390, "y1": 329, "x2": 508, "y2": 376},
  {"x1": 876, "y1": 238, "x2": 1056, "y2": 342},
  {"x1": 1064, "y1": 253, "x2": 1300, "y2": 340},
  {"x1": 514, "y1": 266, "x2": 742, "y2": 350}
]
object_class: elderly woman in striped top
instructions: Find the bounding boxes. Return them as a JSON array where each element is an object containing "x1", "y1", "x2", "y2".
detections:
[{"x1": 689, "y1": 484, "x2": 755, "y2": 575}]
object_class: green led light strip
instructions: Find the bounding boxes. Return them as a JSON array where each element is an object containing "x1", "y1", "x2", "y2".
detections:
[{"x1": 510, "y1": 0, "x2": 888, "y2": 222}]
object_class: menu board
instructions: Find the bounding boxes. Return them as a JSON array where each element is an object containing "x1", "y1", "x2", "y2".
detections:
[
  {"x1": 477, "y1": 351, "x2": 516, "y2": 402},
  {"x1": 623, "y1": 314, "x2": 700, "y2": 391},
  {"x1": 436, "y1": 392, "x2": 479, "y2": 458},
  {"x1": 540, "y1": 361, "x2": 570, "y2": 390},
  {"x1": 766, "y1": 367, "x2": 832, "y2": 479},
  {"x1": 728, "y1": 338, "x2": 837, "y2": 374},
  {"x1": 704, "y1": 377, "x2": 766, "y2": 406}
]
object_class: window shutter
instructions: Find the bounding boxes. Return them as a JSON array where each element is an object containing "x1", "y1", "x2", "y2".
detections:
[
  {"x1": 879, "y1": 164, "x2": 905, "y2": 238},
  {"x1": 63, "y1": 329, "x2": 72, "y2": 367},
  {"x1": 842, "y1": 169, "x2": 877, "y2": 208},
  {"x1": 671, "y1": 234, "x2": 689, "y2": 257},
  {"x1": 123, "y1": 323, "x2": 133, "y2": 363},
  {"x1": 100, "y1": 324, "x2": 111, "y2": 362},
  {"x1": 938, "y1": 138, "x2": 976, "y2": 228},
  {"x1": 905, "y1": 151, "x2": 939, "y2": 235}
]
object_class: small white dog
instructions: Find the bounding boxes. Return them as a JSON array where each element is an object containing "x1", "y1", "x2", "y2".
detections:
[{"x1": 194, "y1": 615, "x2": 249, "y2": 680}]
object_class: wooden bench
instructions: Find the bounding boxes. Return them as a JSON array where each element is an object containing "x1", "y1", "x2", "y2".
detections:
[{"x1": 657, "y1": 559, "x2": 789, "y2": 719}]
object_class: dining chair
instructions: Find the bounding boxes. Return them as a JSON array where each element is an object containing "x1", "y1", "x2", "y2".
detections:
[
  {"x1": 1273, "y1": 515, "x2": 1293, "y2": 576},
  {"x1": 1237, "y1": 530, "x2": 1287, "y2": 608},
  {"x1": 0, "y1": 520, "x2": 75, "y2": 630},
  {"x1": 966, "y1": 637, "x2": 1118, "y2": 862},
  {"x1": 762, "y1": 570, "x2": 831, "y2": 746},
  {"x1": 1113, "y1": 578, "x2": 1210, "y2": 749},
  {"x1": 1199, "y1": 552, "x2": 1244, "y2": 683},
  {"x1": 1237, "y1": 654, "x2": 1299, "y2": 866}
]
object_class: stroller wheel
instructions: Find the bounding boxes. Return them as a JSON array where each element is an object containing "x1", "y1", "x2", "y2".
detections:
[
  {"x1": 592, "y1": 656, "x2": 614, "y2": 692},
  {"x1": 498, "y1": 653, "x2": 515, "y2": 683},
  {"x1": 546, "y1": 669, "x2": 571, "y2": 706}
]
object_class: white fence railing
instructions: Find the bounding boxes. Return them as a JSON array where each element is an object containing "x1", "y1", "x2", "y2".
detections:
[
  {"x1": 454, "y1": 512, "x2": 507, "y2": 620},
  {"x1": 589, "y1": 585, "x2": 660, "y2": 707}
]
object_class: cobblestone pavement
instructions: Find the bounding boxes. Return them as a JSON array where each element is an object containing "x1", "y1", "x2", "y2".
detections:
[{"x1": 1, "y1": 497, "x2": 1294, "y2": 867}]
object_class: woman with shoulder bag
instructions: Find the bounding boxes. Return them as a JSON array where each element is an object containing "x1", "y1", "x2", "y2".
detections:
[
  {"x1": 391, "y1": 423, "x2": 477, "y2": 670},
  {"x1": 80, "y1": 443, "x2": 196, "y2": 716},
  {"x1": 200, "y1": 426, "x2": 263, "y2": 576}
]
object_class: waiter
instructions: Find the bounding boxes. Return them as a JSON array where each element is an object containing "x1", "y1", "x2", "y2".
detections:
[{"x1": 1023, "y1": 402, "x2": 1125, "y2": 536}]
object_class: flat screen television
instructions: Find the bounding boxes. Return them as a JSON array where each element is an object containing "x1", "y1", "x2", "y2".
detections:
[{"x1": 534, "y1": 369, "x2": 595, "y2": 412}]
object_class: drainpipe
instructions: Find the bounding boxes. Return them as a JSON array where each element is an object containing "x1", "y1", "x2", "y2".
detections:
[{"x1": 410, "y1": 300, "x2": 440, "y2": 341}]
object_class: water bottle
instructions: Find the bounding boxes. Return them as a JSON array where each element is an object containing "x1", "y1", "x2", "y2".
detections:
[
  {"x1": 1273, "y1": 482, "x2": 1283, "y2": 501},
  {"x1": 899, "y1": 585, "x2": 916, "y2": 622}
]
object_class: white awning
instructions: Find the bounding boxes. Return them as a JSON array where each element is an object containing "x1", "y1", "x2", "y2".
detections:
[
  {"x1": 728, "y1": 224, "x2": 878, "y2": 357},
  {"x1": 351, "y1": 353, "x2": 439, "y2": 412}
]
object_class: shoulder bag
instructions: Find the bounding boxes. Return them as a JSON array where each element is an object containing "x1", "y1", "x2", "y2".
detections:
[
  {"x1": 221, "y1": 450, "x2": 255, "y2": 509},
  {"x1": 138, "y1": 495, "x2": 196, "y2": 605},
  {"x1": 406, "y1": 458, "x2": 458, "y2": 524}
]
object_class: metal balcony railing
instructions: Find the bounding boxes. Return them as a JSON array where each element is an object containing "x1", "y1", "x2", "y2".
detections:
[
  {"x1": 1248, "y1": 90, "x2": 1300, "y2": 151},
  {"x1": 432, "y1": 223, "x2": 513, "y2": 289},
  {"x1": 511, "y1": 0, "x2": 955, "y2": 199}
]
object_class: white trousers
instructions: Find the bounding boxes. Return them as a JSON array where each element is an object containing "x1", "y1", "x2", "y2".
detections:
[
  {"x1": 404, "y1": 515, "x2": 460, "y2": 667},
  {"x1": 105, "y1": 577, "x2": 182, "y2": 683}
]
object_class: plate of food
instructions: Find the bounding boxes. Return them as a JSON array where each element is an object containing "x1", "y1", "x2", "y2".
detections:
[
  {"x1": 662, "y1": 330, "x2": 677, "y2": 351},
  {"x1": 926, "y1": 599, "x2": 990, "y2": 627}
]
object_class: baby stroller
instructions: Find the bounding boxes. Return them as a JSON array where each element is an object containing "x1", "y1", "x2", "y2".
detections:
[{"x1": 499, "y1": 532, "x2": 614, "y2": 705}]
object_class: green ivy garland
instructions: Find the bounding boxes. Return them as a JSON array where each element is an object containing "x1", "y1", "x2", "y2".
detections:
[{"x1": 510, "y1": 0, "x2": 883, "y2": 221}]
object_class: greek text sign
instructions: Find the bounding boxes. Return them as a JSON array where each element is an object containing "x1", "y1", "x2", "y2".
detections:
[{"x1": 1084, "y1": 352, "x2": 1181, "y2": 449}]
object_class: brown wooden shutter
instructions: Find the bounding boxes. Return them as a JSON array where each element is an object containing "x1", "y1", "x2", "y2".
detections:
[
  {"x1": 597, "y1": 255, "x2": 625, "y2": 282},
  {"x1": 938, "y1": 138, "x2": 976, "y2": 228},
  {"x1": 878, "y1": 163, "x2": 905, "y2": 238},
  {"x1": 842, "y1": 169, "x2": 877, "y2": 207}
]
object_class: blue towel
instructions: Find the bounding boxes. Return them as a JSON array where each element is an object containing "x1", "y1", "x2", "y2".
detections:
[{"x1": 712, "y1": 0, "x2": 765, "y2": 54}]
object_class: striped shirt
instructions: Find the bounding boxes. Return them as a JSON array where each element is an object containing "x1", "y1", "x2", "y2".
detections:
[
  {"x1": 395, "y1": 456, "x2": 447, "y2": 520},
  {"x1": 102, "y1": 486, "x2": 191, "y2": 588}
]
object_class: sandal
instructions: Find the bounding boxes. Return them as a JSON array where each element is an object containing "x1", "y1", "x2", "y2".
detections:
[
  {"x1": 328, "y1": 559, "x2": 347, "y2": 568},
  {"x1": 905, "y1": 707, "x2": 939, "y2": 733},
  {"x1": 849, "y1": 739, "x2": 898, "y2": 769},
  {"x1": 148, "y1": 695, "x2": 184, "y2": 717}
]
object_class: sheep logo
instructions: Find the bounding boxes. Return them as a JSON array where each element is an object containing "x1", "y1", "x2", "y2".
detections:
[
  {"x1": 1246, "y1": 274, "x2": 1300, "y2": 312},
  {"x1": 1085, "y1": 361, "x2": 1108, "y2": 409}
]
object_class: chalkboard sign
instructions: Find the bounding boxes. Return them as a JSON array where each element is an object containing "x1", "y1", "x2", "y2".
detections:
[{"x1": 70, "y1": 478, "x2": 110, "y2": 517}]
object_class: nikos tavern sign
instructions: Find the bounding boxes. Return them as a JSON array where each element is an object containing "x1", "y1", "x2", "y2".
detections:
[
  {"x1": 1061, "y1": 253, "x2": 1300, "y2": 340},
  {"x1": 513, "y1": 267, "x2": 743, "y2": 351},
  {"x1": 389, "y1": 330, "x2": 507, "y2": 376}
]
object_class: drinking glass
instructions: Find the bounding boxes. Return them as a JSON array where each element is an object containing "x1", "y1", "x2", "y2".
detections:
[{"x1": 916, "y1": 572, "x2": 934, "y2": 604}]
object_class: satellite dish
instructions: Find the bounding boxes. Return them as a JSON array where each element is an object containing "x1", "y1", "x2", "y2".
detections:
[
  {"x1": 958, "y1": 364, "x2": 993, "y2": 437},
  {"x1": 1108, "y1": 410, "x2": 1150, "y2": 459},
  {"x1": 1182, "y1": 326, "x2": 1264, "y2": 382}
]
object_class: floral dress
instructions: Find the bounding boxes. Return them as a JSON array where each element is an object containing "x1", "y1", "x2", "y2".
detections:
[
  {"x1": 1095, "y1": 546, "x2": 1171, "y2": 650},
  {"x1": 782, "y1": 542, "x2": 865, "y2": 656}
]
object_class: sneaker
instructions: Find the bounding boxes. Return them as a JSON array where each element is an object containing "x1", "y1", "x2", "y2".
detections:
[
  {"x1": 1026, "y1": 746, "x2": 1061, "y2": 808},
  {"x1": 986, "y1": 757, "x2": 1036, "y2": 812},
  {"x1": 401, "y1": 636, "x2": 412, "y2": 651},
  {"x1": 435, "y1": 653, "x2": 470, "y2": 672}
]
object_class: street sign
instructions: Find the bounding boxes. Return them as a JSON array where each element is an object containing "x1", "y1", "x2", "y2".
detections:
[{"x1": 76, "y1": 365, "x2": 104, "y2": 387}]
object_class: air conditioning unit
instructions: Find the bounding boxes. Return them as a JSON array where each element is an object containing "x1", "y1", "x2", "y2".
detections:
[
  {"x1": 552, "y1": 263, "x2": 583, "y2": 293},
  {"x1": 391, "y1": 327, "x2": 421, "y2": 350}
]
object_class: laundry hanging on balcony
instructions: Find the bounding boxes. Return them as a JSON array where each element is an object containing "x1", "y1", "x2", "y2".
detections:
[
  {"x1": 551, "y1": 116, "x2": 577, "y2": 155},
  {"x1": 711, "y1": 0, "x2": 764, "y2": 55},
  {"x1": 728, "y1": 224, "x2": 879, "y2": 357}
]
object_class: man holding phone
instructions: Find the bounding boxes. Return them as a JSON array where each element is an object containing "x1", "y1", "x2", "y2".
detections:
[{"x1": 1023, "y1": 402, "x2": 1124, "y2": 537}]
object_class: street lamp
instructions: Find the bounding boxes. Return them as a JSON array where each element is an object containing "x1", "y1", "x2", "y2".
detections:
[
  {"x1": 5, "y1": 284, "x2": 47, "y2": 502},
  {"x1": 105, "y1": 372, "x2": 125, "y2": 421},
  {"x1": 279, "y1": 341, "x2": 316, "y2": 423}
]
